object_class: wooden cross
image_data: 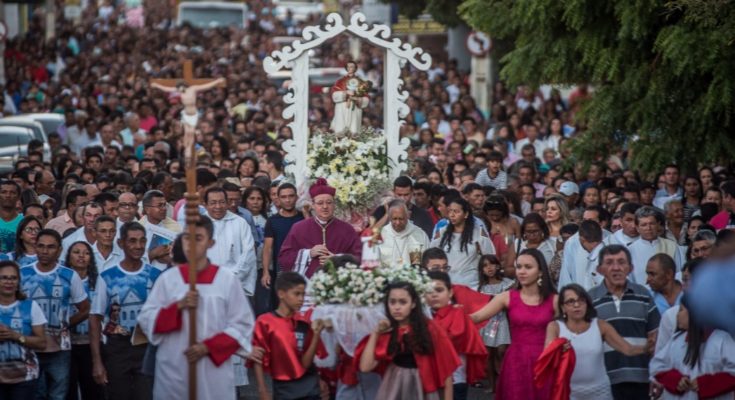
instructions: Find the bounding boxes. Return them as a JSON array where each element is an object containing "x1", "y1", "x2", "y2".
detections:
[{"x1": 150, "y1": 59, "x2": 226, "y2": 88}]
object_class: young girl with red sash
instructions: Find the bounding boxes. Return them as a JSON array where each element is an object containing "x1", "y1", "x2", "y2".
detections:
[
  {"x1": 356, "y1": 281, "x2": 460, "y2": 400},
  {"x1": 425, "y1": 271, "x2": 488, "y2": 400}
]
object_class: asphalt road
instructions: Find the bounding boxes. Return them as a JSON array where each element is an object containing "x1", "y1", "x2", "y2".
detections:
[{"x1": 237, "y1": 371, "x2": 495, "y2": 400}]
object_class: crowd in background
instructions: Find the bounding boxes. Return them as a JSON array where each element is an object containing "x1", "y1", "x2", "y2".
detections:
[{"x1": 0, "y1": 1, "x2": 734, "y2": 400}]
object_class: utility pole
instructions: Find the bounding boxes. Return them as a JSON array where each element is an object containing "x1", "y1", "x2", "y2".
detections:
[
  {"x1": 0, "y1": 1, "x2": 6, "y2": 86},
  {"x1": 45, "y1": 0, "x2": 55, "y2": 41}
]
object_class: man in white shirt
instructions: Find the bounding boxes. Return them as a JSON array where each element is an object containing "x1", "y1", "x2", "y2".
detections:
[
  {"x1": 203, "y1": 187, "x2": 257, "y2": 296},
  {"x1": 61, "y1": 202, "x2": 103, "y2": 261},
  {"x1": 627, "y1": 206, "x2": 683, "y2": 287},
  {"x1": 612, "y1": 202, "x2": 641, "y2": 246},
  {"x1": 92, "y1": 215, "x2": 124, "y2": 271},
  {"x1": 558, "y1": 220, "x2": 605, "y2": 290},
  {"x1": 378, "y1": 200, "x2": 430, "y2": 266},
  {"x1": 119, "y1": 112, "x2": 147, "y2": 147},
  {"x1": 515, "y1": 125, "x2": 547, "y2": 158},
  {"x1": 67, "y1": 117, "x2": 101, "y2": 155}
]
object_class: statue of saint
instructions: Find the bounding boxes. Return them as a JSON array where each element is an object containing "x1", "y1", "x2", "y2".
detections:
[
  {"x1": 329, "y1": 61, "x2": 370, "y2": 135},
  {"x1": 152, "y1": 77, "x2": 226, "y2": 128}
]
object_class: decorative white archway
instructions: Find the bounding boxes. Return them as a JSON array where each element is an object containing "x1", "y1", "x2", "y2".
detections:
[{"x1": 264, "y1": 12, "x2": 432, "y2": 188}]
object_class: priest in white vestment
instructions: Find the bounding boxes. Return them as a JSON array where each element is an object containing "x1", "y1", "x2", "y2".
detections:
[
  {"x1": 378, "y1": 200, "x2": 430, "y2": 266},
  {"x1": 627, "y1": 207, "x2": 683, "y2": 286},
  {"x1": 138, "y1": 216, "x2": 256, "y2": 400}
]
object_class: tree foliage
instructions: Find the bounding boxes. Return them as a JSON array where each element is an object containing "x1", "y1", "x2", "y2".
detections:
[
  {"x1": 383, "y1": 0, "x2": 464, "y2": 27},
  {"x1": 459, "y1": 0, "x2": 735, "y2": 175}
]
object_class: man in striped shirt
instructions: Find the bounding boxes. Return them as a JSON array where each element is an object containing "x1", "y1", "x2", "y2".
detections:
[
  {"x1": 474, "y1": 150, "x2": 508, "y2": 190},
  {"x1": 588, "y1": 244, "x2": 660, "y2": 400}
]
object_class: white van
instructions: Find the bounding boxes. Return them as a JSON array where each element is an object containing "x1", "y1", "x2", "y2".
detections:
[{"x1": 177, "y1": 2, "x2": 248, "y2": 29}]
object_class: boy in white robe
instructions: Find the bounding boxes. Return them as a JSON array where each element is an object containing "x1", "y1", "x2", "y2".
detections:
[{"x1": 138, "y1": 216, "x2": 257, "y2": 400}]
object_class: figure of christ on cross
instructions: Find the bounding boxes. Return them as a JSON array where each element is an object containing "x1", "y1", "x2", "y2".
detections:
[{"x1": 150, "y1": 60, "x2": 226, "y2": 128}]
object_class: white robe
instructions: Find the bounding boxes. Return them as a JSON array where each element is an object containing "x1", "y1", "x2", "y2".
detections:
[
  {"x1": 650, "y1": 329, "x2": 735, "y2": 400},
  {"x1": 628, "y1": 238, "x2": 683, "y2": 287},
  {"x1": 138, "y1": 266, "x2": 255, "y2": 400},
  {"x1": 378, "y1": 222, "x2": 430, "y2": 266},
  {"x1": 330, "y1": 87, "x2": 369, "y2": 134},
  {"x1": 206, "y1": 211, "x2": 257, "y2": 295}
]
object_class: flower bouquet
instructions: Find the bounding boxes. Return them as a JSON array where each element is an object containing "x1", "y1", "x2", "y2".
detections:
[
  {"x1": 306, "y1": 126, "x2": 391, "y2": 218},
  {"x1": 309, "y1": 261, "x2": 433, "y2": 356}
]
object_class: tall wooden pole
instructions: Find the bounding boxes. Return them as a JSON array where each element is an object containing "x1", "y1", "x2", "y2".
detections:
[{"x1": 183, "y1": 125, "x2": 198, "y2": 400}]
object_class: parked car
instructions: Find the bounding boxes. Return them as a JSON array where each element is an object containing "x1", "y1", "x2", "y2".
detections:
[
  {"x1": 0, "y1": 116, "x2": 53, "y2": 162},
  {"x1": 22, "y1": 113, "x2": 65, "y2": 141},
  {"x1": 0, "y1": 126, "x2": 36, "y2": 174}
]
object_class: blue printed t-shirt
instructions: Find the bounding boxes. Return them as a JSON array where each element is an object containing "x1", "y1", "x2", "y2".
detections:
[
  {"x1": 0, "y1": 214, "x2": 22, "y2": 253},
  {"x1": 7, "y1": 252, "x2": 38, "y2": 268},
  {"x1": 92, "y1": 263, "x2": 162, "y2": 336},
  {"x1": 0, "y1": 299, "x2": 46, "y2": 383},
  {"x1": 71, "y1": 277, "x2": 96, "y2": 345},
  {"x1": 20, "y1": 263, "x2": 87, "y2": 352}
]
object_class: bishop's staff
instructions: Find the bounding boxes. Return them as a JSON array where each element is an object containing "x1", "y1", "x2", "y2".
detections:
[{"x1": 182, "y1": 125, "x2": 199, "y2": 400}]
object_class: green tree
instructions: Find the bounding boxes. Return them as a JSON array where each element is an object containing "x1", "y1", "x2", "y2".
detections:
[
  {"x1": 383, "y1": 0, "x2": 464, "y2": 27},
  {"x1": 459, "y1": 0, "x2": 735, "y2": 175}
]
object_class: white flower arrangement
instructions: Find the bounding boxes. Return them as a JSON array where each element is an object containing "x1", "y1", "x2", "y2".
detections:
[
  {"x1": 306, "y1": 127, "x2": 391, "y2": 210},
  {"x1": 309, "y1": 262, "x2": 434, "y2": 307}
]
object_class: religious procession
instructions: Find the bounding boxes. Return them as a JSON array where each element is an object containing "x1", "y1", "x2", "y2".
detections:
[{"x1": 0, "y1": 1, "x2": 733, "y2": 400}]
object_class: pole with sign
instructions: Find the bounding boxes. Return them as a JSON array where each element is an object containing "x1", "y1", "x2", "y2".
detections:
[
  {"x1": 0, "y1": 20, "x2": 6, "y2": 86},
  {"x1": 467, "y1": 31, "x2": 493, "y2": 118}
]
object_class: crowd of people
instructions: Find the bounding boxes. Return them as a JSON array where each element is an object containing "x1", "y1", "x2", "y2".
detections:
[{"x1": 0, "y1": 1, "x2": 734, "y2": 400}]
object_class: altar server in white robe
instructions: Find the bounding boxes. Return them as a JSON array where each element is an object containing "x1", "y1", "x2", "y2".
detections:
[
  {"x1": 138, "y1": 216, "x2": 256, "y2": 400},
  {"x1": 378, "y1": 200, "x2": 430, "y2": 266},
  {"x1": 650, "y1": 298, "x2": 735, "y2": 400}
]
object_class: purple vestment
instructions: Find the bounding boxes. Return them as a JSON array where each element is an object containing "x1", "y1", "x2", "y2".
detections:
[{"x1": 278, "y1": 217, "x2": 362, "y2": 277}]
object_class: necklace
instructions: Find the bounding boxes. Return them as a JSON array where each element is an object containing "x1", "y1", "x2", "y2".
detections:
[
  {"x1": 393, "y1": 236, "x2": 410, "y2": 264},
  {"x1": 566, "y1": 321, "x2": 590, "y2": 336},
  {"x1": 315, "y1": 218, "x2": 333, "y2": 246}
]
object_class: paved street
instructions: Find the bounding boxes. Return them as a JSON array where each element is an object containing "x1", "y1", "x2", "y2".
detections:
[{"x1": 238, "y1": 370, "x2": 494, "y2": 399}]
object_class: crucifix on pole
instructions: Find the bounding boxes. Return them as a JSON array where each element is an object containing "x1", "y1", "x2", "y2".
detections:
[
  {"x1": 150, "y1": 59, "x2": 226, "y2": 400},
  {"x1": 150, "y1": 59, "x2": 226, "y2": 129}
]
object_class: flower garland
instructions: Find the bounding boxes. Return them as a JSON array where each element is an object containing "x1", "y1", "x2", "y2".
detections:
[
  {"x1": 309, "y1": 262, "x2": 434, "y2": 307},
  {"x1": 306, "y1": 127, "x2": 391, "y2": 210}
]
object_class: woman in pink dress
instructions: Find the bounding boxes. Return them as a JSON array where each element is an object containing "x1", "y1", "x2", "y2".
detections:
[{"x1": 471, "y1": 248, "x2": 558, "y2": 399}]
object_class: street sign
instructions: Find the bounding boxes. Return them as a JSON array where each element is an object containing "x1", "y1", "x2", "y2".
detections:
[{"x1": 466, "y1": 31, "x2": 491, "y2": 57}]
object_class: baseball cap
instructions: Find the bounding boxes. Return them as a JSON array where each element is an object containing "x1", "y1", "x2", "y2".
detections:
[{"x1": 559, "y1": 181, "x2": 579, "y2": 196}]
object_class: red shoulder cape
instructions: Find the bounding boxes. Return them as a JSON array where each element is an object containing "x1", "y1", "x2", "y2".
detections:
[
  {"x1": 250, "y1": 312, "x2": 315, "y2": 380},
  {"x1": 533, "y1": 337, "x2": 575, "y2": 400},
  {"x1": 452, "y1": 284, "x2": 492, "y2": 328},
  {"x1": 432, "y1": 305, "x2": 488, "y2": 384},
  {"x1": 354, "y1": 319, "x2": 461, "y2": 393}
]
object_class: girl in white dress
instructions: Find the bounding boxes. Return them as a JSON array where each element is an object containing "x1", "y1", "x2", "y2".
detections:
[
  {"x1": 476, "y1": 254, "x2": 513, "y2": 391},
  {"x1": 545, "y1": 284, "x2": 647, "y2": 400},
  {"x1": 650, "y1": 296, "x2": 735, "y2": 400}
]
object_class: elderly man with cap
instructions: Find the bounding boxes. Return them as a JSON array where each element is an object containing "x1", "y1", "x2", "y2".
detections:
[{"x1": 279, "y1": 178, "x2": 361, "y2": 277}]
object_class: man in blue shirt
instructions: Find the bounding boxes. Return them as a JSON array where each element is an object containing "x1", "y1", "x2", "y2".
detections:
[
  {"x1": 645, "y1": 253, "x2": 683, "y2": 315},
  {"x1": 89, "y1": 222, "x2": 162, "y2": 400}
]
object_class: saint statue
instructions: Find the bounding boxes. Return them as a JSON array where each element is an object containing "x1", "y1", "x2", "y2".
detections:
[
  {"x1": 152, "y1": 77, "x2": 226, "y2": 128},
  {"x1": 329, "y1": 61, "x2": 370, "y2": 135}
]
